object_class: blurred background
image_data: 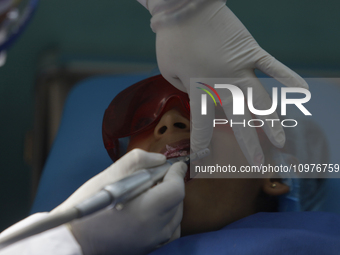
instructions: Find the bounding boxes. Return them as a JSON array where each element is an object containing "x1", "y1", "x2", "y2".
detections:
[{"x1": 0, "y1": 0, "x2": 339, "y2": 232}]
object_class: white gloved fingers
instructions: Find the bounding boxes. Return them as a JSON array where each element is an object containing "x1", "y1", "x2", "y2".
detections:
[
  {"x1": 81, "y1": 149, "x2": 167, "y2": 192},
  {"x1": 190, "y1": 85, "x2": 215, "y2": 152},
  {"x1": 238, "y1": 75, "x2": 286, "y2": 148},
  {"x1": 220, "y1": 90, "x2": 264, "y2": 166},
  {"x1": 51, "y1": 149, "x2": 166, "y2": 214},
  {"x1": 72, "y1": 148, "x2": 167, "y2": 192},
  {"x1": 70, "y1": 192, "x2": 181, "y2": 255},
  {"x1": 157, "y1": 202, "x2": 183, "y2": 245},
  {"x1": 255, "y1": 50, "x2": 309, "y2": 89},
  {"x1": 113, "y1": 148, "x2": 166, "y2": 176},
  {"x1": 144, "y1": 162, "x2": 187, "y2": 213}
]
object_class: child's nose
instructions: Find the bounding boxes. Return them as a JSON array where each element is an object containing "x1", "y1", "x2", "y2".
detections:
[{"x1": 154, "y1": 110, "x2": 190, "y2": 138}]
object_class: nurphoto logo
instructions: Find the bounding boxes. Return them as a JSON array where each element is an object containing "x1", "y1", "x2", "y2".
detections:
[{"x1": 197, "y1": 82, "x2": 311, "y2": 128}]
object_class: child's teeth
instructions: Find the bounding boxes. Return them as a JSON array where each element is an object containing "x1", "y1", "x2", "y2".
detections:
[
  {"x1": 166, "y1": 145, "x2": 175, "y2": 151},
  {"x1": 179, "y1": 151, "x2": 188, "y2": 156}
]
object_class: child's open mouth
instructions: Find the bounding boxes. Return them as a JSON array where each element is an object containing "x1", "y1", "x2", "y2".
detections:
[
  {"x1": 160, "y1": 139, "x2": 192, "y2": 183},
  {"x1": 161, "y1": 139, "x2": 190, "y2": 159}
]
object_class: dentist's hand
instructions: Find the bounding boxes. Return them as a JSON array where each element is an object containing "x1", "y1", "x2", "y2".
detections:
[
  {"x1": 51, "y1": 149, "x2": 168, "y2": 214},
  {"x1": 53, "y1": 149, "x2": 186, "y2": 255},
  {"x1": 139, "y1": 0, "x2": 308, "y2": 166}
]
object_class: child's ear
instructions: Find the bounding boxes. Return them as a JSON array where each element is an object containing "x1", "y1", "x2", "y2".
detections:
[{"x1": 262, "y1": 178, "x2": 290, "y2": 196}]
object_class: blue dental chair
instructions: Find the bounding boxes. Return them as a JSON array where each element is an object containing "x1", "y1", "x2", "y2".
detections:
[{"x1": 30, "y1": 74, "x2": 340, "y2": 254}]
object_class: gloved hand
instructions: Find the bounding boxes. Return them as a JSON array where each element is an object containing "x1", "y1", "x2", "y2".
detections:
[
  {"x1": 138, "y1": 0, "x2": 308, "y2": 166},
  {"x1": 68, "y1": 153, "x2": 186, "y2": 255},
  {"x1": 52, "y1": 149, "x2": 186, "y2": 255},
  {"x1": 52, "y1": 149, "x2": 170, "y2": 214}
]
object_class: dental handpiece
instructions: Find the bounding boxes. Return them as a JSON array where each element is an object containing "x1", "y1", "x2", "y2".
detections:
[
  {"x1": 0, "y1": 148, "x2": 210, "y2": 250},
  {"x1": 75, "y1": 147, "x2": 210, "y2": 215}
]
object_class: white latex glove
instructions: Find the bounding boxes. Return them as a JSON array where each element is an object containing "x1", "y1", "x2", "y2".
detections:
[
  {"x1": 69, "y1": 157, "x2": 186, "y2": 255},
  {"x1": 139, "y1": 0, "x2": 309, "y2": 166},
  {"x1": 0, "y1": 213, "x2": 82, "y2": 255},
  {"x1": 52, "y1": 149, "x2": 186, "y2": 255},
  {"x1": 51, "y1": 149, "x2": 166, "y2": 215}
]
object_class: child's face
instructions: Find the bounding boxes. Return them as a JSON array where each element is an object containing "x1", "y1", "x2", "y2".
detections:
[
  {"x1": 125, "y1": 104, "x2": 265, "y2": 235},
  {"x1": 126, "y1": 104, "x2": 288, "y2": 236},
  {"x1": 127, "y1": 108, "x2": 191, "y2": 161}
]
